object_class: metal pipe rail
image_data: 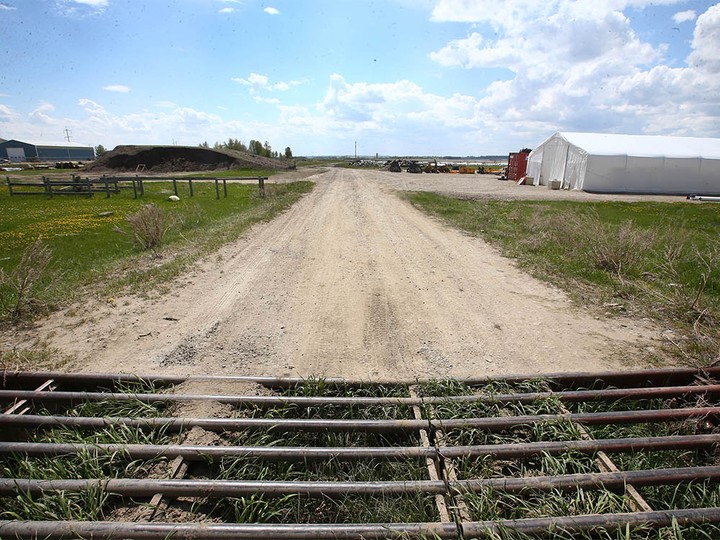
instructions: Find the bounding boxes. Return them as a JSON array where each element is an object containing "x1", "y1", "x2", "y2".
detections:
[
  {"x1": 1, "y1": 508, "x2": 719, "y2": 539},
  {"x1": 1, "y1": 433, "x2": 717, "y2": 462},
  {"x1": 2, "y1": 406, "x2": 717, "y2": 433},
  {"x1": 3, "y1": 366, "x2": 719, "y2": 390},
  {"x1": 1, "y1": 368, "x2": 719, "y2": 537},
  {"x1": 2, "y1": 466, "x2": 719, "y2": 498},
  {"x1": 2, "y1": 383, "x2": 719, "y2": 408}
]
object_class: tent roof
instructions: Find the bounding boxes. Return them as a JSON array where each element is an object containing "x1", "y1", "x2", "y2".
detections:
[{"x1": 551, "y1": 132, "x2": 720, "y2": 159}]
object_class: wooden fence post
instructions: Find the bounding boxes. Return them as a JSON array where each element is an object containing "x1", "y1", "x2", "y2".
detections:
[
  {"x1": 259, "y1": 176, "x2": 266, "y2": 198},
  {"x1": 223, "y1": 178, "x2": 227, "y2": 198},
  {"x1": 103, "y1": 175, "x2": 110, "y2": 198},
  {"x1": 172, "y1": 178, "x2": 178, "y2": 196},
  {"x1": 132, "y1": 178, "x2": 138, "y2": 199},
  {"x1": 188, "y1": 178, "x2": 193, "y2": 197},
  {"x1": 215, "y1": 178, "x2": 220, "y2": 200},
  {"x1": 6, "y1": 176, "x2": 13, "y2": 196},
  {"x1": 43, "y1": 176, "x2": 52, "y2": 198}
]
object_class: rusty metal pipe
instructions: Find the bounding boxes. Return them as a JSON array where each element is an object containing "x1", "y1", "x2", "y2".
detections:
[
  {"x1": 1, "y1": 407, "x2": 717, "y2": 434},
  {"x1": 0, "y1": 521, "x2": 459, "y2": 539},
  {"x1": 1, "y1": 384, "x2": 719, "y2": 409},
  {"x1": 1, "y1": 466, "x2": 718, "y2": 498},
  {"x1": 464, "y1": 507, "x2": 720, "y2": 536},
  {"x1": 0, "y1": 434, "x2": 716, "y2": 462},
  {"x1": 1, "y1": 508, "x2": 719, "y2": 539},
  {"x1": 3, "y1": 366, "x2": 718, "y2": 390}
]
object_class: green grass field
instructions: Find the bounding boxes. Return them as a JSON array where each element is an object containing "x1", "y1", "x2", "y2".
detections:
[
  {"x1": 407, "y1": 193, "x2": 720, "y2": 366},
  {"x1": 0, "y1": 178, "x2": 313, "y2": 321}
]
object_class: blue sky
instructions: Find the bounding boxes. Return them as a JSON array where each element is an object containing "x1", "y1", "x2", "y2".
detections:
[{"x1": 1, "y1": 0, "x2": 718, "y2": 156}]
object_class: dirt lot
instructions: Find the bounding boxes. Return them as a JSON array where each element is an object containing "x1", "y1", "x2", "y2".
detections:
[{"x1": 12, "y1": 168, "x2": 667, "y2": 380}]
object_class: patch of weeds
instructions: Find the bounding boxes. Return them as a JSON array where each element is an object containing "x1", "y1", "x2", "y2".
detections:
[
  {"x1": 0, "y1": 345, "x2": 67, "y2": 372},
  {"x1": 118, "y1": 203, "x2": 177, "y2": 252},
  {"x1": 0, "y1": 239, "x2": 54, "y2": 321},
  {"x1": 463, "y1": 486, "x2": 628, "y2": 521},
  {"x1": 0, "y1": 382, "x2": 175, "y2": 521},
  {"x1": 406, "y1": 193, "x2": 720, "y2": 367}
]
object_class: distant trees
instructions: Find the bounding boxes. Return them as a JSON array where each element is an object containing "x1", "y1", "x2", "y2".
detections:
[
  {"x1": 94, "y1": 144, "x2": 107, "y2": 156},
  {"x1": 199, "y1": 138, "x2": 293, "y2": 159}
]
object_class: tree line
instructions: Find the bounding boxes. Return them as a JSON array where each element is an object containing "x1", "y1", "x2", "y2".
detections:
[{"x1": 199, "y1": 138, "x2": 292, "y2": 159}]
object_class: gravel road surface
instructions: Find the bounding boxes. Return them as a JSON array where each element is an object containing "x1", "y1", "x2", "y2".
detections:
[{"x1": 14, "y1": 168, "x2": 658, "y2": 379}]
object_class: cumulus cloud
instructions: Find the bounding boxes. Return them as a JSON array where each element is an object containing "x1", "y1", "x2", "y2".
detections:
[
  {"x1": 232, "y1": 73, "x2": 301, "y2": 91},
  {"x1": 673, "y1": 10, "x2": 697, "y2": 23},
  {"x1": 0, "y1": 103, "x2": 19, "y2": 122},
  {"x1": 103, "y1": 84, "x2": 131, "y2": 93},
  {"x1": 29, "y1": 102, "x2": 56, "y2": 125},
  {"x1": 428, "y1": 0, "x2": 720, "y2": 140},
  {"x1": 264, "y1": 7, "x2": 279, "y2": 15},
  {"x1": 57, "y1": 0, "x2": 108, "y2": 16},
  {"x1": 219, "y1": 7, "x2": 234, "y2": 14},
  {"x1": 688, "y1": 4, "x2": 720, "y2": 73},
  {"x1": 232, "y1": 73, "x2": 268, "y2": 87}
]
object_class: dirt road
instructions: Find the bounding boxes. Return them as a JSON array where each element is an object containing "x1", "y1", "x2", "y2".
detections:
[{"x1": 18, "y1": 168, "x2": 658, "y2": 380}]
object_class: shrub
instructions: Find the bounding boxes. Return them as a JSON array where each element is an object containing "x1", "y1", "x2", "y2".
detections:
[
  {"x1": 124, "y1": 204, "x2": 175, "y2": 252},
  {"x1": 0, "y1": 239, "x2": 53, "y2": 320}
]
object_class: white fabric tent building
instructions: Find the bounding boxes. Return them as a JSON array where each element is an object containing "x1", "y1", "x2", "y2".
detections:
[{"x1": 525, "y1": 132, "x2": 720, "y2": 195}]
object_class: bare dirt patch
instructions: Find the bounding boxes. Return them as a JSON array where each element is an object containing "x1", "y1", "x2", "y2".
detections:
[{"x1": 5, "y1": 168, "x2": 664, "y2": 379}]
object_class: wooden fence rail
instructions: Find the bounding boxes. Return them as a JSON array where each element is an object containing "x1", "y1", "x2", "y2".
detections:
[{"x1": 5, "y1": 175, "x2": 268, "y2": 199}]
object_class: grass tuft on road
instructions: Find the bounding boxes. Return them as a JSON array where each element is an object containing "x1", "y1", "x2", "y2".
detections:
[
  {"x1": 0, "y1": 179, "x2": 313, "y2": 323},
  {"x1": 406, "y1": 193, "x2": 720, "y2": 367}
]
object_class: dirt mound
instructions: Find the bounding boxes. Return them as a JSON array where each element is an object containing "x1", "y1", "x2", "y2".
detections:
[{"x1": 87, "y1": 145, "x2": 296, "y2": 173}]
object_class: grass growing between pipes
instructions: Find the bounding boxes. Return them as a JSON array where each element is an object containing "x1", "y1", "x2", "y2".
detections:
[
  {"x1": 417, "y1": 377, "x2": 720, "y2": 538},
  {"x1": 188, "y1": 378, "x2": 436, "y2": 525},
  {"x1": 406, "y1": 193, "x2": 720, "y2": 367},
  {"x1": 1, "y1": 375, "x2": 718, "y2": 535},
  {"x1": 0, "y1": 381, "x2": 177, "y2": 522}
]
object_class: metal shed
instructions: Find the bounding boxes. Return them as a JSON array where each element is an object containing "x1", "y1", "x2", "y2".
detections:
[{"x1": 0, "y1": 139, "x2": 95, "y2": 162}]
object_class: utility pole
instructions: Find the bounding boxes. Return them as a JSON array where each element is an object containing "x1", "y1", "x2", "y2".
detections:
[
  {"x1": 63, "y1": 127, "x2": 72, "y2": 142},
  {"x1": 354, "y1": 141, "x2": 357, "y2": 159}
]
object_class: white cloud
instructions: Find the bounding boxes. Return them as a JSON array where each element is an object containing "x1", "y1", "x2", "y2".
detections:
[
  {"x1": 688, "y1": 4, "x2": 720, "y2": 73},
  {"x1": 264, "y1": 7, "x2": 279, "y2": 15},
  {"x1": 57, "y1": 0, "x2": 108, "y2": 16},
  {"x1": 232, "y1": 72, "x2": 269, "y2": 87},
  {"x1": 673, "y1": 10, "x2": 696, "y2": 23},
  {"x1": 427, "y1": 0, "x2": 720, "y2": 141},
  {"x1": 29, "y1": 102, "x2": 56, "y2": 125},
  {"x1": 103, "y1": 84, "x2": 131, "y2": 93},
  {"x1": 0, "y1": 103, "x2": 19, "y2": 122},
  {"x1": 219, "y1": 7, "x2": 234, "y2": 14},
  {"x1": 154, "y1": 100, "x2": 178, "y2": 108},
  {"x1": 69, "y1": 0, "x2": 108, "y2": 6},
  {"x1": 231, "y1": 73, "x2": 301, "y2": 92},
  {"x1": 0, "y1": 3, "x2": 17, "y2": 11}
]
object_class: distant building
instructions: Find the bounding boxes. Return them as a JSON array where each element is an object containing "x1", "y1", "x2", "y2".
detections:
[
  {"x1": 526, "y1": 132, "x2": 720, "y2": 195},
  {"x1": 0, "y1": 139, "x2": 95, "y2": 162}
]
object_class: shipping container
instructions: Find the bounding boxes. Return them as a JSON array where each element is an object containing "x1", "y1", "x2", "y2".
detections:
[{"x1": 506, "y1": 149, "x2": 531, "y2": 181}]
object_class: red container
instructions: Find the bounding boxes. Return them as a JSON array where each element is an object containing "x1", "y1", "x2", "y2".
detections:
[{"x1": 507, "y1": 150, "x2": 530, "y2": 181}]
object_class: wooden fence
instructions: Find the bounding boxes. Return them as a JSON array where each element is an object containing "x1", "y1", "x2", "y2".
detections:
[{"x1": 5, "y1": 175, "x2": 268, "y2": 199}]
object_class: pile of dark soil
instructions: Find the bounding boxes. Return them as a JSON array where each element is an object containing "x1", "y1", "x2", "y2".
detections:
[{"x1": 87, "y1": 145, "x2": 295, "y2": 173}]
